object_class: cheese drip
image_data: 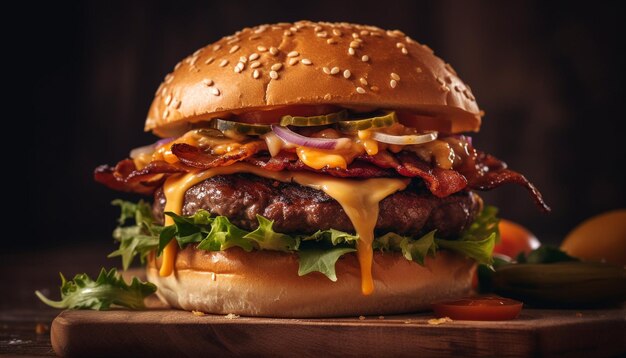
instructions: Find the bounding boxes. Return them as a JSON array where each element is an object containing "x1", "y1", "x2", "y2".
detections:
[{"x1": 156, "y1": 163, "x2": 408, "y2": 295}]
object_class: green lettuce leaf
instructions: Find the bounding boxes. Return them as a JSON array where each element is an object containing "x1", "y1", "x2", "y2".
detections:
[
  {"x1": 108, "y1": 200, "x2": 160, "y2": 270},
  {"x1": 244, "y1": 215, "x2": 299, "y2": 250},
  {"x1": 297, "y1": 247, "x2": 356, "y2": 281},
  {"x1": 107, "y1": 200, "x2": 499, "y2": 282},
  {"x1": 35, "y1": 268, "x2": 156, "y2": 310}
]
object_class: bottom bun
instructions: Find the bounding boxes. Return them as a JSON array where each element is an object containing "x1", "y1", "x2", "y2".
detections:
[{"x1": 147, "y1": 247, "x2": 475, "y2": 318}]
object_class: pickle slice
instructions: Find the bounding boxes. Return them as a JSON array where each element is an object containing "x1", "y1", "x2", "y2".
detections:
[
  {"x1": 337, "y1": 111, "x2": 398, "y2": 132},
  {"x1": 212, "y1": 119, "x2": 272, "y2": 136},
  {"x1": 280, "y1": 110, "x2": 348, "y2": 126}
]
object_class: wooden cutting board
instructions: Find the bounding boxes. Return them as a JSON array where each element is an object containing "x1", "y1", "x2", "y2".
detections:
[{"x1": 51, "y1": 306, "x2": 625, "y2": 357}]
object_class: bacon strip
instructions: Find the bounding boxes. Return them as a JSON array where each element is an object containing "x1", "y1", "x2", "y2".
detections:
[
  {"x1": 94, "y1": 160, "x2": 186, "y2": 195},
  {"x1": 172, "y1": 142, "x2": 261, "y2": 169},
  {"x1": 95, "y1": 145, "x2": 549, "y2": 211}
]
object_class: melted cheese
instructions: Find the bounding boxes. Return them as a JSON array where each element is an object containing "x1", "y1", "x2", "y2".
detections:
[{"x1": 157, "y1": 163, "x2": 408, "y2": 295}]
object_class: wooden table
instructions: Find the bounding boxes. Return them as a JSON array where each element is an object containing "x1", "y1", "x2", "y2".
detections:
[{"x1": 2, "y1": 245, "x2": 625, "y2": 357}]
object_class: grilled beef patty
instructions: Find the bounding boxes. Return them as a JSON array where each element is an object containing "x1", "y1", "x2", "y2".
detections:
[{"x1": 153, "y1": 173, "x2": 481, "y2": 238}]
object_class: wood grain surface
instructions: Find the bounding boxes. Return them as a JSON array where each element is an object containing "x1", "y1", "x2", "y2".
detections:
[{"x1": 51, "y1": 307, "x2": 626, "y2": 357}]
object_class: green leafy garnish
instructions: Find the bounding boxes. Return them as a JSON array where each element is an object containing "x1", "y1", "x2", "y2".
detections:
[
  {"x1": 108, "y1": 200, "x2": 499, "y2": 281},
  {"x1": 298, "y1": 247, "x2": 357, "y2": 281},
  {"x1": 36, "y1": 268, "x2": 156, "y2": 310},
  {"x1": 108, "y1": 200, "x2": 160, "y2": 269}
]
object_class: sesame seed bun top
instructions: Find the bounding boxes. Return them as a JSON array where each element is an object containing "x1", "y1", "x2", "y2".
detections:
[{"x1": 146, "y1": 21, "x2": 482, "y2": 137}]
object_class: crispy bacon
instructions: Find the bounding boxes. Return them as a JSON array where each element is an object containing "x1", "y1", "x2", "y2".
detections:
[
  {"x1": 94, "y1": 159, "x2": 186, "y2": 195},
  {"x1": 172, "y1": 142, "x2": 261, "y2": 169},
  {"x1": 94, "y1": 144, "x2": 549, "y2": 211}
]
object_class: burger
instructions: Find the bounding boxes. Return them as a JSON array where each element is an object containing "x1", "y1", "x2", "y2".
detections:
[{"x1": 94, "y1": 21, "x2": 548, "y2": 317}]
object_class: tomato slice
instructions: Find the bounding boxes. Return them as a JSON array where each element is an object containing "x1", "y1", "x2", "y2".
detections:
[
  {"x1": 237, "y1": 105, "x2": 342, "y2": 124},
  {"x1": 432, "y1": 296, "x2": 523, "y2": 321},
  {"x1": 396, "y1": 111, "x2": 452, "y2": 133}
]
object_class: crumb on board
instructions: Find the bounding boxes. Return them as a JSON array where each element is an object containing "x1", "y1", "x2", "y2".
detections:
[
  {"x1": 428, "y1": 317, "x2": 453, "y2": 325},
  {"x1": 225, "y1": 313, "x2": 240, "y2": 319},
  {"x1": 35, "y1": 323, "x2": 49, "y2": 334},
  {"x1": 358, "y1": 315, "x2": 366, "y2": 320},
  {"x1": 192, "y1": 310, "x2": 206, "y2": 317},
  {"x1": 378, "y1": 316, "x2": 385, "y2": 320}
]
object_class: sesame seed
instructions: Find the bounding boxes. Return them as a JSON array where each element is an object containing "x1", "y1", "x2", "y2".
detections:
[
  {"x1": 204, "y1": 57, "x2": 215, "y2": 65},
  {"x1": 254, "y1": 26, "x2": 267, "y2": 34},
  {"x1": 356, "y1": 86, "x2": 366, "y2": 94},
  {"x1": 253, "y1": 69, "x2": 260, "y2": 79},
  {"x1": 213, "y1": 44, "x2": 222, "y2": 51},
  {"x1": 324, "y1": 93, "x2": 332, "y2": 100},
  {"x1": 289, "y1": 58, "x2": 299, "y2": 66},
  {"x1": 416, "y1": 67, "x2": 422, "y2": 73},
  {"x1": 333, "y1": 29, "x2": 342, "y2": 36},
  {"x1": 174, "y1": 62, "x2": 182, "y2": 70},
  {"x1": 173, "y1": 99, "x2": 182, "y2": 109},
  {"x1": 352, "y1": 33, "x2": 359, "y2": 39},
  {"x1": 359, "y1": 77, "x2": 368, "y2": 86},
  {"x1": 316, "y1": 31, "x2": 328, "y2": 38},
  {"x1": 349, "y1": 41, "x2": 360, "y2": 48},
  {"x1": 269, "y1": 47, "x2": 279, "y2": 55},
  {"x1": 227, "y1": 38, "x2": 239, "y2": 45},
  {"x1": 210, "y1": 87, "x2": 220, "y2": 96},
  {"x1": 370, "y1": 86, "x2": 379, "y2": 92},
  {"x1": 370, "y1": 32, "x2": 382, "y2": 37},
  {"x1": 234, "y1": 66, "x2": 242, "y2": 73},
  {"x1": 343, "y1": 69, "x2": 351, "y2": 79},
  {"x1": 202, "y1": 78, "x2": 214, "y2": 86},
  {"x1": 271, "y1": 63, "x2": 283, "y2": 71},
  {"x1": 269, "y1": 70, "x2": 279, "y2": 79},
  {"x1": 390, "y1": 79, "x2": 398, "y2": 88},
  {"x1": 287, "y1": 51, "x2": 299, "y2": 58},
  {"x1": 436, "y1": 77, "x2": 445, "y2": 85},
  {"x1": 284, "y1": 30, "x2": 293, "y2": 36},
  {"x1": 165, "y1": 74, "x2": 174, "y2": 83},
  {"x1": 390, "y1": 72, "x2": 400, "y2": 81},
  {"x1": 239, "y1": 56, "x2": 247, "y2": 63},
  {"x1": 250, "y1": 61, "x2": 261, "y2": 69},
  {"x1": 219, "y1": 59, "x2": 229, "y2": 67},
  {"x1": 257, "y1": 46, "x2": 268, "y2": 52},
  {"x1": 401, "y1": 47, "x2": 408, "y2": 55},
  {"x1": 421, "y1": 44, "x2": 434, "y2": 54},
  {"x1": 360, "y1": 30, "x2": 369, "y2": 36},
  {"x1": 249, "y1": 53, "x2": 259, "y2": 61},
  {"x1": 249, "y1": 35, "x2": 261, "y2": 40},
  {"x1": 164, "y1": 94, "x2": 172, "y2": 105},
  {"x1": 290, "y1": 26, "x2": 298, "y2": 32},
  {"x1": 361, "y1": 55, "x2": 369, "y2": 62},
  {"x1": 229, "y1": 45, "x2": 240, "y2": 54},
  {"x1": 301, "y1": 58, "x2": 312, "y2": 65},
  {"x1": 327, "y1": 38, "x2": 337, "y2": 44},
  {"x1": 322, "y1": 67, "x2": 331, "y2": 74},
  {"x1": 348, "y1": 47, "x2": 356, "y2": 56},
  {"x1": 387, "y1": 30, "x2": 397, "y2": 38},
  {"x1": 314, "y1": 26, "x2": 322, "y2": 32},
  {"x1": 454, "y1": 85, "x2": 461, "y2": 92},
  {"x1": 330, "y1": 66, "x2": 340, "y2": 75},
  {"x1": 396, "y1": 42, "x2": 405, "y2": 48},
  {"x1": 189, "y1": 56, "x2": 199, "y2": 66},
  {"x1": 163, "y1": 109, "x2": 170, "y2": 118},
  {"x1": 193, "y1": 49, "x2": 203, "y2": 57}
]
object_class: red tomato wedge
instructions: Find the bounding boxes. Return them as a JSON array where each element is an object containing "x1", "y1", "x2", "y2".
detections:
[
  {"x1": 432, "y1": 296, "x2": 523, "y2": 321},
  {"x1": 236, "y1": 105, "x2": 342, "y2": 124},
  {"x1": 495, "y1": 219, "x2": 541, "y2": 258}
]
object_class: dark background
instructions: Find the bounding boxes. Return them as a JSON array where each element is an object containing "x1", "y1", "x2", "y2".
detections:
[{"x1": 12, "y1": 0, "x2": 625, "y2": 250}]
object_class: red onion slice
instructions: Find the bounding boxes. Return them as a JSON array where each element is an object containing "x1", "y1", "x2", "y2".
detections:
[{"x1": 271, "y1": 125, "x2": 351, "y2": 150}]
